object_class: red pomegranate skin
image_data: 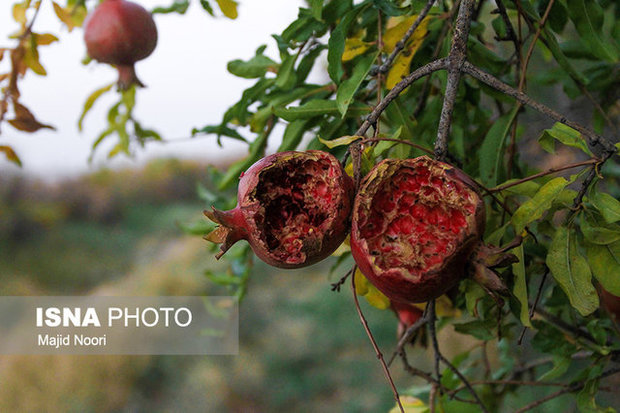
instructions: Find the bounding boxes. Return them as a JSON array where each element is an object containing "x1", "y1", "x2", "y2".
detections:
[
  {"x1": 600, "y1": 287, "x2": 620, "y2": 325},
  {"x1": 84, "y1": 0, "x2": 158, "y2": 89},
  {"x1": 392, "y1": 301, "x2": 424, "y2": 327},
  {"x1": 206, "y1": 150, "x2": 355, "y2": 269},
  {"x1": 351, "y1": 156, "x2": 485, "y2": 303}
]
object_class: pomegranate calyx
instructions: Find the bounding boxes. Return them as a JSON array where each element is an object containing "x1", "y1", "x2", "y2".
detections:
[{"x1": 203, "y1": 207, "x2": 246, "y2": 260}]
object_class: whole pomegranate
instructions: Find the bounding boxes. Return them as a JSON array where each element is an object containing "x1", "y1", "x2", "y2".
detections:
[
  {"x1": 84, "y1": 0, "x2": 158, "y2": 90},
  {"x1": 351, "y1": 156, "x2": 485, "y2": 303},
  {"x1": 204, "y1": 150, "x2": 354, "y2": 268}
]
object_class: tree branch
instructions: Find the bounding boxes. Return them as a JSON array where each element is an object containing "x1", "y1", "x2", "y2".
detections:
[
  {"x1": 489, "y1": 159, "x2": 599, "y2": 193},
  {"x1": 434, "y1": 0, "x2": 476, "y2": 161},
  {"x1": 355, "y1": 58, "x2": 448, "y2": 137},
  {"x1": 461, "y1": 61, "x2": 617, "y2": 156},
  {"x1": 370, "y1": 0, "x2": 436, "y2": 76},
  {"x1": 351, "y1": 266, "x2": 404, "y2": 413},
  {"x1": 514, "y1": 367, "x2": 620, "y2": 413}
]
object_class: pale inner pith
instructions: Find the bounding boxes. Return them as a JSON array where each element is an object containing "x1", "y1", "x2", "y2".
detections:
[
  {"x1": 252, "y1": 157, "x2": 339, "y2": 263},
  {"x1": 359, "y1": 163, "x2": 477, "y2": 275}
]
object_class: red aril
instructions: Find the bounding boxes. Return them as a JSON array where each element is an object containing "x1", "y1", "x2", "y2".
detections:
[
  {"x1": 351, "y1": 156, "x2": 485, "y2": 303},
  {"x1": 205, "y1": 150, "x2": 354, "y2": 269}
]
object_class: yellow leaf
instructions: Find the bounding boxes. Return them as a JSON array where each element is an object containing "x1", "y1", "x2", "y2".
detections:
[
  {"x1": 34, "y1": 33, "x2": 59, "y2": 46},
  {"x1": 354, "y1": 269, "x2": 391, "y2": 310},
  {"x1": 383, "y1": 15, "x2": 430, "y2": 89},
  {"x1": 0, "y1": 145, "x2": 22, "y2": 167},
  {"x1": 354, "y1": 269, "x2": 369, "y2": 295},
  {"x1": 12, "y1": 1, "x2": 28, "y2": 26},
  {"x1": 216, "y1": 0, "x2": 238, "y2": 19},
  {"x1": 52, "y1": 1, "x2": 86, "y2": 31},
  {"x1": 389, "y1": 396, "x2": 428, "y2": 413},
  {"x1": 411, "y1": 295, "x2": 461, "y2": 318},
  {"x1": 342, "y1": 37, "x2": 372, "y2": 62},
  {"x1": 319, "y1": 134, "x2": 362, "y2": 149},
  {"x1": 23, "y1": 39, "x2": 46, "y2": 76}
]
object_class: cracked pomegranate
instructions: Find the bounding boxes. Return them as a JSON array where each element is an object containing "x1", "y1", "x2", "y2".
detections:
[
  {"x1": 351, "y1": 156, "x2": 485, "y2": 303},
  {"x1": 205, "y1": 150, "x2": 354, "y2": 268},
  {"x1": 84, "y1": 0, "x2": 158, "y2": 89}
]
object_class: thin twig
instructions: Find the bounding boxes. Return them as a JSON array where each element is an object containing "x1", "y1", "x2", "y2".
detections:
[
  {"x1": 461, "y1": 61, "x2": 617, "y2": 155},
  {"x1": 518, "y1": 0, "x2": 555, "y2": 91},
  {"x1": 388, "y1": 310, "x2": 429, "y2": 366},
  {"x1": 518, "y1": 268, "x2": 548, "y2": 345},
  {"x1": 489, "y1": 159, "x2": 600, "y2": 193},
  {"x1": 370, "y1": 0, "x2": 436, "y2": 76},
  {"x1": 331, "y1": 268, "x2": 353, "y2": 292},
  {"x1": 494, "y1": 0, "x2": 521, "y2": 66},
  {"x1": 355, "y1": 58, "x2": 449, "y2": 137},
  {"x1": 534, "y1": 306, "x2": 599, "y2": 345},
  {"x1": 351, "y1": 266, "x2": 404, "y2": 413},
  {"x1": 434, "y1": 0, "x2": 476, "y2": 161},
  {"x1": 361, "y1": 137, "x2": 433, "y2": 155},
  {"x1": 429, "y1": 301, "x2": 491, "y2": 412}
]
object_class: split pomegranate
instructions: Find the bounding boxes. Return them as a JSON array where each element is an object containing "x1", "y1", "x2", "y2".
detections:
[
  {"x1": 204, "y1": 150, "x2": 355, "y2": 268},
  {"x1": 351, "y1": 156, "x2": 485, "y2": 303},
  {"x1": 84, "y1": 0, "x2": 158, "y2": 89}
]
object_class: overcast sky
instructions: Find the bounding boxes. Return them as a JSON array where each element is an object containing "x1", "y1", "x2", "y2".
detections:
[{"x1": 0, "y1": 0, "x2": 304, "y2": 180}]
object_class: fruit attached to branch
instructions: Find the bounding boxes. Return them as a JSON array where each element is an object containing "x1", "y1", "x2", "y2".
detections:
[
  {"x1": 205, "y1": 150, "x2": 355, "y2": 269},
  {"x1": 351, "y1": 156, "x2": 515, "y2": 304},
  {"x1": 83, "y1": 0, "x2": 158, "y2": 90}
]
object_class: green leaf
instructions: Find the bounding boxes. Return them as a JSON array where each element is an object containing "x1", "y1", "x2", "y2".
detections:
[
  {"x1": 453, "y1": 319, "x2": 495, "y2": 340},
  {"x1": 327, "y1": 4, "x2": 368, "y2": 84},
  {"x1": 192, "y1": 124, "x2": 247, "y2": 142},
  {"x1": 0, "y1": 145, "x2": 22, "y2": 167},
  {"x1": 546, "y1": 226, "x2": 599, "y2": 316},
  {"x1": 319, "y1": 134, "x2": 361, "y2": 149},
  {"x1": 274, "y1": 99, "x2": 369, "y2": 121},
  {"x1": 585, "y1": 241, "x2": 620, "y2": 296},
  {"x1": 152, "y1": 0, "x2": 190, "y2": 14},
  {"x1": 178, "y1": 220, "x2": 216, "y2": 236},
  {"x1": 227, "y1": 50, "x2": 278, "y2": 79},
  {"x1": 538, "y1": 354, "x2": 570, "y2": 381},
  {"x1": 336, "y1": 52, "x2": 377, "y2": 116},
  {"x1": 78, "y1": 83, "x2": 114, "y2": 131},
  {"x1": 516, "y1": 1, "x2": 588, "y2": 85},
  {"x1": 199, "y1": 0, "x2": 214, "y2": 15},
  {"x1": 216, "y1": 0, "x2": 238, "y2": 19},
  {"x1": 581, "y1": 215, "x2": 620, "y2": 245},
  {"x1": 566, "y1": 0, "x2": 619, "y2": 62},
  {"x1": 310, "y1": 0, "x2": 323, "y2": 21},
  {"x1": 590, "y1": 191, "x2": 620, "y2": 224},
  {"x1": 479, "y1": 106, "x2": 518, "y2": 187},
  {"x1": 538, "y1": 122, "x2": 592, "y2": 156},
  {"x1": 499, "y1": 180, "x2": 541, "y2": 198},
  {"x1": 512, "y1": 244, "x2": 531, "y2": 327},
  {"x1": 512, "y1": 177, "x2": 569, "y2": 234},
  {"x1": 278, "y1": 120, "x2": 308, "y2": 152},
  {"x1": 275, "y1": 53, "x2": 297, "y2": 90}
]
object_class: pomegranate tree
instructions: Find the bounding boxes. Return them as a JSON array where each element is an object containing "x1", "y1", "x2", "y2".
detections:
[
  {"x1": 204, "y1": 150, "x2": 354, "y2": 268},
  {"x1": 83, "y1": 0, "x2": 158, "y2": 90},
  {"x1": 351, "y1": 156, "x2": 488, "y2": 303}
]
